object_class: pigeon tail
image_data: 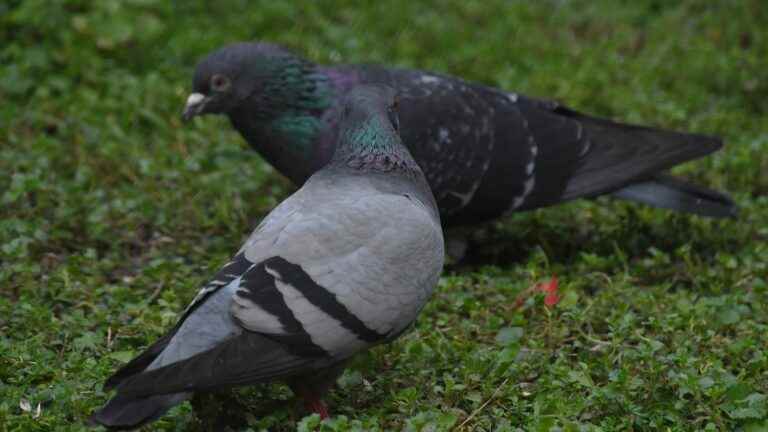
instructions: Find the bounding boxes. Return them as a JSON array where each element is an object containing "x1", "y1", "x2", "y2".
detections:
[
  {"x1": 89, "y1": 392, "x2": 189, "y2": 430},
  {"x1": 103, "y1": 332, "x2": 175, "y2": 391},
  {"x1": 554, "y1": 105, "x2": 725, "y2": 202},
  {"x1": 611, "y1": 173, "x2": 737, "y2": 218}
]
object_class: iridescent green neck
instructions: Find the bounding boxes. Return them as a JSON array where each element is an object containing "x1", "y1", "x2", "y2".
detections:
[
  {"x1": 265, "y1": 63, "x2": 332, "y2": 158},
  {"x1": 336, "y1": 115, "x2": 399, "y2": 156},
  {"x1": 332, "y1": 115, "x2": 418, "y2": 174},
  {"x1": 269, "y1": 114, "x2": 325, "y2": 157},
  {"x1": 230, "y1": 59, "x2": 331, "y2": 165}
]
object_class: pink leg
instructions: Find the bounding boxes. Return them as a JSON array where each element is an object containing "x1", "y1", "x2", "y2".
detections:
[{"x1": 304, "y1": 396, "x2": 329, "y2": 420}]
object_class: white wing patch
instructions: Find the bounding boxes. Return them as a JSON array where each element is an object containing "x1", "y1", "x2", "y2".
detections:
[
  {"x1": 230, "y1": 290, "x2": 285, "y2": 335},
  {"x1": 183, "y1": 258, "x2": 249, "y2": 315},
  {"x1": 448, "y1": 183, "x2": 481, "y2": 208},
  {"x1": 268, "y1": 267, "x2": 366, "y2": 356},
  {"x1": 508, "y1": 119, "x2": 539, "y2": 212}
]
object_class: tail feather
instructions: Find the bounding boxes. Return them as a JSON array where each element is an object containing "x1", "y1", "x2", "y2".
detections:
[
  {"x1": 555, "y1": 105, "x2": 724, "y2": 201},
  {"x1": 104, "y1": 332, "x2": 175, "y2": 391},
  {"x1": 611, "y1": 173, "x2": 737, "y2": 218},
  {"x1": 510, "y1": 98, "x2": 733, "y2": 217},
  {"x1": 89, "y1": 392, "x2": 189, "y2": 430}
]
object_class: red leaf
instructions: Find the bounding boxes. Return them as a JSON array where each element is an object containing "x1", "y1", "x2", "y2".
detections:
[
  {"x1": 540, "y1": 276, "x2": 560, "y2": 307},
  {"x1": 512, "y1": 276, "x2": 561, "y2": 310},
  {"x1": 544, "y1": 292, "x2": 560, "y2": 307}
]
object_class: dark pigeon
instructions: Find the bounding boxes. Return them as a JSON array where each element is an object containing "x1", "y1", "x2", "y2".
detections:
[
  {"x1": 182, "y1": 42, "x2": 736, "y2": 227},
  {"x1": 91, "y1": 85, "x2": 444, "y2": 429}
]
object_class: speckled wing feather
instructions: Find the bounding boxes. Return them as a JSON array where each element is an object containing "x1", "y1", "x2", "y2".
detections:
[
  {"x1": 341, "y1": 65, "x2": 586, "y2": 223},
  {"x1": 339, "y1": 66, "x2": 511, "y2": 218},
  {"x1": 186, "y1": 43, "x2": 735, "y2": 227},
  {"x1": 337, "y1": 65, "x2": 730, "y2": 224}
]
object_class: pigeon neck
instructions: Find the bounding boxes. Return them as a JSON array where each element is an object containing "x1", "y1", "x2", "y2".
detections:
[
  {"x1": 331, "y1": 116, "x2": 420, "y2": 174},
  {"x1": 228, "y1": 61, "x2": 332, "y2": 182}
]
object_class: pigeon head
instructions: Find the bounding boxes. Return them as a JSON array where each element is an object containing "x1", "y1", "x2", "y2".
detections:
[
  {"x1": 339, "y1": 84, "x2": 400, "y2": 135},
  {"x1": 182, "y1": 42, "x2": 328, "y2": 121}
]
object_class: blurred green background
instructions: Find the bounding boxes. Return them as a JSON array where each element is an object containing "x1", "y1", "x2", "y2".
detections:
[{"x1": 1, "y1": 0, "x2": 767, "y2": 430}]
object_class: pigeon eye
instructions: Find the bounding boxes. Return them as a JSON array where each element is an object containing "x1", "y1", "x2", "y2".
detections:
[{"x1": 210, "y1": 74, "x2": 230, "y2": 92}]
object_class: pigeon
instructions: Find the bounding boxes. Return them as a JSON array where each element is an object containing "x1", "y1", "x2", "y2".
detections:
[
  {"x1": 182, "y1": 42, "x2": 736, "y2": 227},
  {"x1": 91, "y1": 85, "x2": 445, "y2": 429}
]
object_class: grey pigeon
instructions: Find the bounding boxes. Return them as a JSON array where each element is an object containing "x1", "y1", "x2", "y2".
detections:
[
  {"x1": 91, "y1": 85, "x2": 444, "y2": 429},
  {"x1": 182, "y1": 42, "x2": 736, "y2": 227}
]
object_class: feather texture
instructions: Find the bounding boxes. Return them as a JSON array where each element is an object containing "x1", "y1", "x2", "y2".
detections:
[
  {"x1": 184, "y1": 42, "x2": 737, "y2": 226},
  {"x1": 93, "y1": 85, "x2": 444, "y2": 429}
]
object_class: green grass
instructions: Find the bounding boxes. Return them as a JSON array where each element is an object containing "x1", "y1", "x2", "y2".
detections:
[{"x1": 2, "y1": 0, "x2": 767, "y2": 430}]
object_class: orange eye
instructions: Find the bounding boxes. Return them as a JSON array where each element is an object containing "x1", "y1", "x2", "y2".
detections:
[{"x1": 211, "y1": 74, "x2": 230, "y2": 91}]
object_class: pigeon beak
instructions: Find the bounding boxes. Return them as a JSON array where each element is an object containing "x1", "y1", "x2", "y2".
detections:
[{"x1": 182, "y1": 93, "x2": 208, "y2": 122}]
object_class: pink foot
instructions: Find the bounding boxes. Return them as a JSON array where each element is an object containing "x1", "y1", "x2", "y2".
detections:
[{"x1": 304, "y1": 397, "x2": 329, "y2": 420}]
